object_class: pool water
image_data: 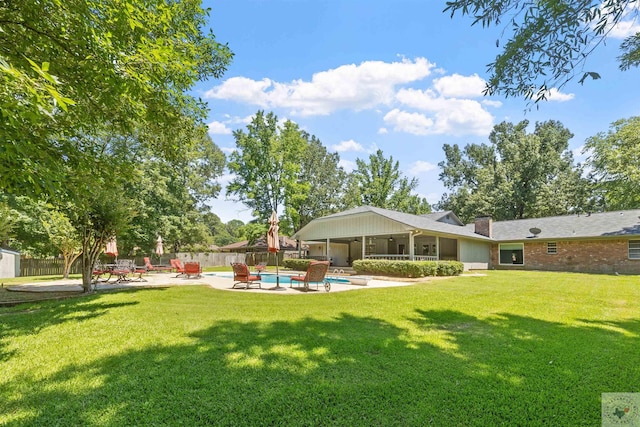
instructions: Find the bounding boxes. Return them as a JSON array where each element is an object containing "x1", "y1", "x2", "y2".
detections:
[{"x1": 206, "y1": 272, "x2": 351, "y2": 285}]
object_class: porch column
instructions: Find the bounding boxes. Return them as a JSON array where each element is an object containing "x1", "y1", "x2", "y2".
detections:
[
  {"x1": 326, "y1": 238, "x2": 331, "y2": 264},
  {"x1": 361, "y1": 235, "x2": 366, "y2": 259},
  {"x1": 436, "y1": 236, "x2": 440, "y2": 260},
  {"x1": 409, "y1": 232, "x2": 415, "y2": 261}
]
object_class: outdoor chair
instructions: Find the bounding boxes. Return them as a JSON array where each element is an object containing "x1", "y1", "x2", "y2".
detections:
[
  {"x1": 170, "y1": 258, "x2": 186, "y2": 277},
  {"x1": 290, "y1": 261, "x2": 331, "y2": 292},
  {"x1": 231, "y1": 263, "x2": 261, "y2": 289},
  {"x1": 255, "y1": 262, "x2": 267, "y2": 273},
  {"x1": 111, "y1": 259, "x2": 134, "y2": 283},
  {"x1": 91, "y1": 262, "x2": 110, "y2": 285},
  {"x1": 144, "y1": 257, "x2": 173, "y2": 273},
  {"x1": 130, "y1": 264, "x2": 148, "y2": 282},
  {"x1": 184, "y1": 262, "x2": 202, "y2": 279}
]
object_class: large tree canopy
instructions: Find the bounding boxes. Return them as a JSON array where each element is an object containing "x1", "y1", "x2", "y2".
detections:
[
  {"x1": 445, "y1": 0, "x2": 640, "y2": 101},
  {"x1": 345, "y1": 149, "x2": 431, "y2": 215},
  {"x1": 584, "y1": 116, "x2": 640, "y2": 210},
  {"x1": 437, "y1": 120, "x2": 592, "y2": 223},
  {"x1": 0, "y1": 0, "x2": 232, "y2": 195}
]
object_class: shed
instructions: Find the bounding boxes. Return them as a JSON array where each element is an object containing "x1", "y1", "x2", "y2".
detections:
[{"x1": 0, "y1": 248, "x2": 21, "y2": 278}]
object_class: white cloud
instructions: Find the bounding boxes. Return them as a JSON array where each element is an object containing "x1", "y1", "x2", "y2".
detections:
[
  {"x1": 338, "y1": 159, "x2": 357, "y2": 172},
  {"x1": 482, "y1": 99, "x2": 503, "y2": 108},
  {"x1": 545, "y1": 88, "x2": 575, "y2": 102},
  {"x1": 425, "y1": 192, "x2": 441, "y2": 204},
  {"x1": 332, "y1": 139, "x2": 365, "y2": 152},
  {"x1": 378, "y1": 127, "x2": 388, "y2": 134},
  {"x1": 204, "y1": 57, "x2": 436, "y2": 116},
  {"x1": 433, "y1": 73, "x2": 486, "y2": 98},
  {"x1": 207, "y1": 120, "x2": 232, "y2": 135},
  {"x1": 392, "y1": 88, "x2": 494, "y2": 136},
  {"x1": 220, "y1": 147, "x2": 236, "y2": 154},
  {"x1": 595, "y1": 3, "x2": 640, "y2": 38},
  {"x1": 383, "y1": 109, "x2": 435, "y2": 136},
  {"x1": 610, "y1": 18, "x2": 640, "y2": 38},
  {"x1": 409, "y1": 160, "x2": 437, "y2": 176}
]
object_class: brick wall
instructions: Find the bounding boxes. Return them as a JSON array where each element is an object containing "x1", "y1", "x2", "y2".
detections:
[{"x1": 490, "y1": 239, "x2": 640, "y2": 274}]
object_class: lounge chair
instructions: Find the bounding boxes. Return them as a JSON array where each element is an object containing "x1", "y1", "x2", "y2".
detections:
[
  {"x1": 144, "y1": 257, "x2": 173, "y2": 273},
  {"x1": 231, "y1": 263, "x2": 261, "y2": 289},
  {"x1": 290, "y1": 261, "x2": 331, "y2": 292},
  {"x1": 170, "y1": 258, "x2": 187, "y2": 277},
  {"x1": 184, "y1": 262, "x2": 202, "y2": 279}
]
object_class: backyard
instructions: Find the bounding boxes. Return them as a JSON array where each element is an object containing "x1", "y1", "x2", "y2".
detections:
[{"x1": 1, "y1": 270, "x2": 638, "y2": 426}]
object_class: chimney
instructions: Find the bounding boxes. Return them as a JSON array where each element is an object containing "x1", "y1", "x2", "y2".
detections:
[{"x1": 475, "y1": 216, "x2": 492, "y2": 238}]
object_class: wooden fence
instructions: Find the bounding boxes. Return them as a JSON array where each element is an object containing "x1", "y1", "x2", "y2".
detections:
[{"x1": 20, "y1": 258, "x2": 83, "y2": 277}]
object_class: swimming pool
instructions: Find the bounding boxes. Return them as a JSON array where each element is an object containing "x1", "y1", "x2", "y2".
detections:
[{"x1": 206, "y1": 272, "x2": 351, "y2": 285}]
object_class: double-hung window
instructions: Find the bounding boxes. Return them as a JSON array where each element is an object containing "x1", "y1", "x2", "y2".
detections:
[{"x1": 629, "y1": 240, "x2": 640, "y2": 260}]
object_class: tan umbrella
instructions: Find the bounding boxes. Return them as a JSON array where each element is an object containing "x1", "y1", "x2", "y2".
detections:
[
  {"x1": 105, "y1": 236, "x2": 118, "y2": 259},
  {"x1": 155, "y1": 236, "x2": 164, "y2": 257},
  {"x1": 267, "y1": 211, "x2": 283, "y2": 289}
]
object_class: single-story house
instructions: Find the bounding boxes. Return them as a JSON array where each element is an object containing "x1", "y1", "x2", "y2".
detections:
[
  {"x1": 292, "y1": 206, "x2": 640, "y2": 274},
  {"x1": 0, "y1": 248, "x2": 21, "y2": 279}
]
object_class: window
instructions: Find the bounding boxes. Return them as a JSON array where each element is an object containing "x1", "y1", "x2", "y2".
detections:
[
  {"x1": 499, "y1": 243, "x2": 524, "y2": 265},
  {"x1": 547, "y1": 242, "x2": 557, "y2": 255},
  {"x1": 630, "y1": 240, "x2": 640, "y2": 260}
]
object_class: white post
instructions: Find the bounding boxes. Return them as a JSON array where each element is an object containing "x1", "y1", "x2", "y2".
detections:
[
  {"x1": 436, "y1": 236, "x2": 440, "y2": 261},
  {"x1": 326, "y1": 238, "x2": 331, "y2": 264},
  {"x1": 361, "y1": 236, "x2": 366, "y2": 259},
  {"x1": 409, "y1": 232, "x2": 415, "y2": 261}
]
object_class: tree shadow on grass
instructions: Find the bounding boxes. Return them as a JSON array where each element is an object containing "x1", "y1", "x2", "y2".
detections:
[
  {"x1": 0, "y1": 288, "x2": 170, "y2": 363},
  {"x1": 1, "y1": 305, "x2": 639, "y2": 426}
]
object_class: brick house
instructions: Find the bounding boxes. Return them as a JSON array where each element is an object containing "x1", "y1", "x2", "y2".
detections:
[
  {"x1": 476, "y1": 210, "x2": 640, "y2": 274},
  {"x1": 294, "y1": 206, "x2": 640, "y2": 274}
]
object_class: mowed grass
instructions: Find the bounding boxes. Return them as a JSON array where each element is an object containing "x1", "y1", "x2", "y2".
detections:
[{"x1": 0, "y1": 271, "x2": 638, "y2": 426}]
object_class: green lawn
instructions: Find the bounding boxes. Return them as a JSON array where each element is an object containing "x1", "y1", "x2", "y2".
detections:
[{"x1": 1, "y1": 271, "x2": 638, "y2": 426}]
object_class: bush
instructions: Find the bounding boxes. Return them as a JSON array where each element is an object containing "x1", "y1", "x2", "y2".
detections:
[
  {"x1": 282, "y1": 259, "x2": 313, "y2": 271},
  {"x1": 352, "y1": 259, "x2": 463, "y2": 278}
]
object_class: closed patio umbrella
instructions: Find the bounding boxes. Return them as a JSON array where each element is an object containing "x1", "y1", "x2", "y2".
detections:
[
  {"x1": 105, "y1": 236, "x2": 118, "y2": 260},
  {"x1": 267, "y1": 211, "x2": 283, "y2": 289},
  {"x1": 155, "y1": 235, "x2": 164, "y2": 258}
]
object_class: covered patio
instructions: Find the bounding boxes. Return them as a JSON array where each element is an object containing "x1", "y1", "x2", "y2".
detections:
[{"x1": 292, "y1": 206, "x2": 491, "y2": 268}]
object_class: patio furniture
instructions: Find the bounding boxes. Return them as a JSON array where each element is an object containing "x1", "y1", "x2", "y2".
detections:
[
  {"x1": 290, "y1": 261, "x2": 331, "y2": 292},
  {"x1": 91, "y1": 262, "x2": 110, "y2": 285},
  {"x1": 170, "y1": 258, "x2": 186, "y2": 277},
  {"x1": 143, "y1": 257, "x2": 173, "y2": 273},
  {"x1": 231, "y1": 263, "x2": 261, "y2": 289},
  {"x1": 184, "y1": 262, "x2": 202, "y2": 279},
  {"x1": 111, "y1": 259, "x2": 134, "y2": 283},
  {"x1": 130, "y1": 264, "x2": 148, "y2": 282},
  {"x1": 255, "y1": 262, "x2": 267, "y2": 272}
]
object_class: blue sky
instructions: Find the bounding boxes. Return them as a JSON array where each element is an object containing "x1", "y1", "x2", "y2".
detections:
[{"x1": 196, "y1": 0, "x2": 640, "y2": 224}]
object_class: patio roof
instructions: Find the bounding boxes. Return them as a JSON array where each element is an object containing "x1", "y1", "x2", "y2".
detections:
[{"x1": 295, "y1": 206, "x2": 491, "y2": 241}]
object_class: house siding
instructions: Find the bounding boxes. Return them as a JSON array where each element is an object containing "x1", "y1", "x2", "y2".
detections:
[{"x1": 490, "y1": 239, "x2": 640, "y2": 274}]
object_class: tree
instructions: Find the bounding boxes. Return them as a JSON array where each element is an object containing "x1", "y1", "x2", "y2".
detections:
[
  {"x1": 289, "y1": 133, "x2": 347, "y2": 231},
  {"x1": 345, "y1": 149, "x2": 431, "y2": 214},
  {"x1": 0, "y1": 202, "x2": 17, "y2": 246},
  {"x1": 444, "y1": 0, "x2": 640, "y2": 101},
  {"x1": 40, "y1": 208, "x2": 82, "y2": 279},
  {"x1": 0, "y1": 0, "x2": 232, "y2": 195},
  {"x1": 227, "y1": 111, "x2": 308, "y2": 233},
  {"x1": 437, "y1": 120, "x2": 592, "y2": 223},
  {"x1": 584, "y1": 116, "x2": 640, "y2": 210}
]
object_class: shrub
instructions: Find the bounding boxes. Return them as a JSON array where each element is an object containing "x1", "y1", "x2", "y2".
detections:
[
  {"x1": 282, "y1": 259, "x2": 313, "y2": 271},
  {"x1": 352, "y1": 259, "x2": 464, "y2": 278}
]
